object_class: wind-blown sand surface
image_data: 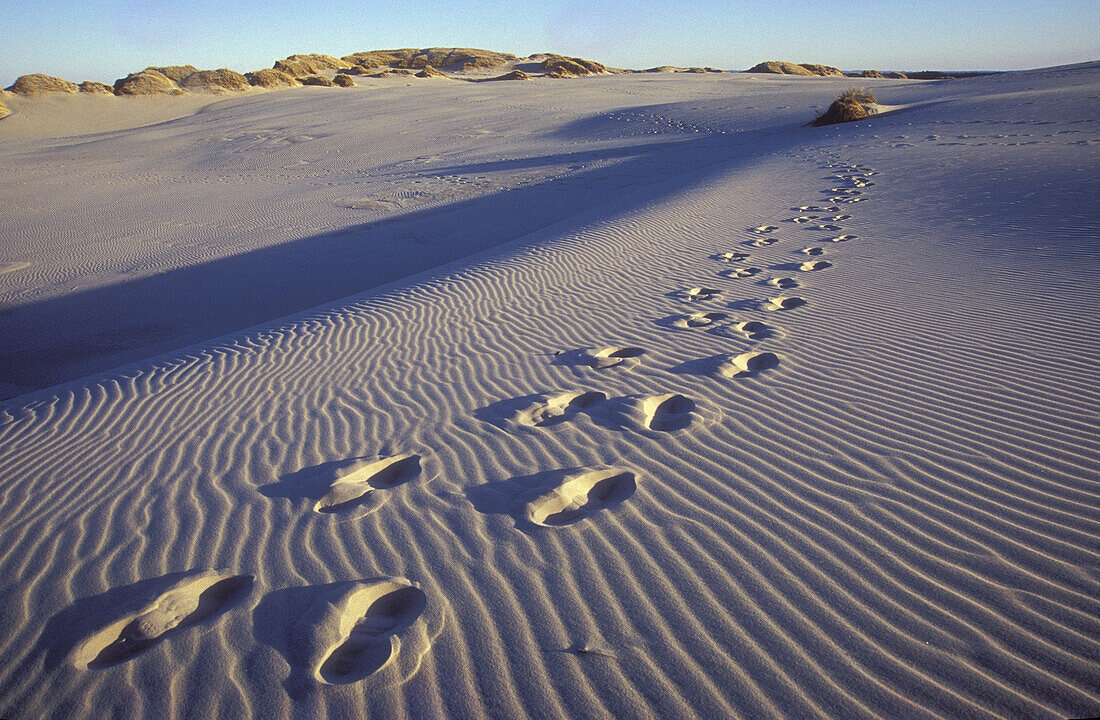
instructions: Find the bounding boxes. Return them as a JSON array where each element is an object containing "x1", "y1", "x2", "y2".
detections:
[{"x1": 0, "y1": 62, "x2": 1098, "y2": 719}]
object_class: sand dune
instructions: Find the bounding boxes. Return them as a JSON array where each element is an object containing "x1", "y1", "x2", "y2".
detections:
[{"x1": 0, "y1": 61, "x2": 1098, "y2": 719}]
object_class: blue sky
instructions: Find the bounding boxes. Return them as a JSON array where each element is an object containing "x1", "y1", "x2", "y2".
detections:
[{"x1": 3, "y1": 0, "x2": 1097, "y2": 86}]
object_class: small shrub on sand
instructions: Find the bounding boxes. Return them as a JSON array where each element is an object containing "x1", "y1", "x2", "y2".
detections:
[
  {"x1": 812, "y1": 87, "x2": 877, "y2": 127},
  {"x1": 332, "y1": 74, "x2": 355, "y2": 87}
]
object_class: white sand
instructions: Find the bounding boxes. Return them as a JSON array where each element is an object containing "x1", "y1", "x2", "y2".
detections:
[{"x1": 0, "y1": 62, "x2": 1098, "y2": 719}]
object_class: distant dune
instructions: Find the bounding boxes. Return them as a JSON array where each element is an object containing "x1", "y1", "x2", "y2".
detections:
[
  {"x1": 747, "y1": 61, "x2": 843, "y2": 76},
  {"x1": 6, "y1": 73, "x2": 79, "y2": 95},
  {"x1": 245, "y1": 68, "x2": 301, "y2": 88},
  {"x1": 3, "y1": 48, "x2": 988, "y2": 110}
]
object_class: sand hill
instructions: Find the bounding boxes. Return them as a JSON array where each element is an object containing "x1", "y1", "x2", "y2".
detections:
[
  {"x1": 273, "y1": 54, "x2": 353, "y2": 77},
  {"x1": 245, "y1": 69, "x2": 301, "y2": 88},
  {"x1": 113, "y1": 68, "x2": 182, "y2": 95},
  {"x1": 747, "y1": 61, "x2": 844, "y2": 76},
  {"x1": 79, "y1": 81, "x2": 114, "y2": 94},
  {"x1": 541, "y1": 54, "x2": 611, "y2": 77},
  {"x1": 489, "y1": 69, "x2": 530, "y2": 81},
  {"x1": 299, "y1": 75, "x2": 334, "y2": 87},
  {"x1": 178, "y1": 69, "x2": 251, "y2": 93},
  {"x1": 6, "y1": 73, "x2": 79, "y2": 95},
  {"x1": 342, "y1": 48, "x2": 515, "y2": 72}
]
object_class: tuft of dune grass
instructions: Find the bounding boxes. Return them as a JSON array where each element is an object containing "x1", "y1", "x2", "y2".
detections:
[{"x1": 812, "y1": 87, "x2": 877, "y2": 127}]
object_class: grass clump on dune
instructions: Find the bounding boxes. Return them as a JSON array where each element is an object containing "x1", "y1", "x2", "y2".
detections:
[{"x1": 812, "y1": 87, "x2": 877, "y2": 126}]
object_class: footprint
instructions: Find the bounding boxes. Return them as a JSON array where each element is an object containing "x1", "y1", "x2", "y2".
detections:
[
  {"x1": 674, "y1": 311, "x2": 728, "y2": 329},
  {"x1": 309, "y1": 578, "x2": 428, "y2": 685},
  {"x1": 591, "y1": 346, "x2": 644, "y2": 369},
  {"x1": 314, "y1": 454, "x2": 422, "y2": 514},
  {"x1": 814, "y1": 224, "x2": 843, "y2": 232},
  {"x1": 767, "y1": 277, "x2": 798, "y2": 289},
  {"x1": 750, "y1": 237, "x2": 778, "y2": 247},
  {"x1": 719, "y1": 267, "x2": 761, "y2": 279},
  {"x1": 751, "y1": 225, "x2": 779, "y2": 233},
  {"x1": 719, "y1": 351, "x2": 780, "y2": 378},
  {"x1": 716, "y1": 251, "x2": 750, "y2": 262},
  {"x1": 765, "y1": 296, "x2": 807, "y2": 311},
  {"x1": 0, "y1": 261, "x2": 30, "y2": 275},
  {"x1": 843, "y1": 197, "x2": 867, "y2": 203},
  {"x1": 791, "y1": 216, "x2": 818, "y2": 224},
  {"x1": 523, "y1": 467, "x2": 637, "y2": 527},
  {"x1": 793, "y1": 205, "x2": 839, "y2": 212},
  {"x1": 641, "y1": 393, "x2": 695, "y2": 431},
  {"x1": 735, "y1": 321, "x2": 770, "y2": 339},
  {"x1": 517, "y1": 391, "x2": 606, "y2": 427},
  {"x1": 825, "y1": 214, "x2": 852, "y2": 221},
  {"x1": 829, "y1": 188, "x2": 862, "y2": 195},
  {"x1": 799, "y1": 246, "x2": 825, "y2": 256},
  {"x1": 686, "y1": 287, "x2": 720, "y2": 301},
  {"x1": 827, "y1": 235, "x2": 858, "y2": 242},
  {"x1": 800, "y1": 260, "x2": 833, "y2": 271},
  {"x1": 74, "y1": 571, "x2": 253, "y2": 669}
]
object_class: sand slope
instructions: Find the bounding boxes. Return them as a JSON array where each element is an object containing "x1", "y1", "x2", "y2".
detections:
[{"x1": 0, "y1": 64, "x2": 1098, "y2": 719}]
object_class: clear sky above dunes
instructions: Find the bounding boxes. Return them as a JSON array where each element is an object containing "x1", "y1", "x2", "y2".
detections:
[{"x1": 2, "y1": 0, "x2": 1098, "y2": 86}]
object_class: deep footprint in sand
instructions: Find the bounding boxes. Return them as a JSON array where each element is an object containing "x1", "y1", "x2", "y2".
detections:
[
  {"x1": 793, "y1": 205, "x2": 839, "y2": 212},
  {"x1": 735, "y1": 321, "x2": 771, "y2": 339},
  {"x1": 517, "y1": 391, "x2": 606, "y2": 427},
  {"x1": 686, "y1": 287, "x2": 721, "y2": 301},
  {"x1": 720, "y1": 267, "x2": 762, "y2": 279},
  {"x1": 751, "y1": 225, "x2": 779, "y2": 234},
  {"x1": 523, "y1": 467, "x2": 638, "y2": 527},
  {"x1": 768, "y1": 277, "x2": 799, "y2": 289},
  {"x1": 791, "y1": 216, "x2": 818, "y2": 224},
  {"x1": 641, "y1": 393, "x2": 695, "y2": 431},
  {"x1": 309, "y1": 578, "x2": 428, "y2": 685},
  {"x1": 719, "y1": 351, "x2": 780, "y2": 378},
  {"x1": 751, "y1": 237, "x2": 779, "y2": 247},
  {"x1": 74, "y1": 571, "x2": 254, "y2": 668},
  {"x1": 314, "y1": 454, "x2": 422, "y2": 515},
  {"x1": 591, "y1": 346, "x2": 644, "y2": 369},
  {"x1": 800, "y1": 260, "x2": 833, "y2": 271},
  {"x1": 716, "y1": 251, "x2": 750, "y2": 262},
  {"x1": 824, "y1": 214, "x2": 852, "y2": 221},
  {"x1": 674, "y1": 311, "x2": 728, "y2": 329},
  {"x1": 814, "y1": 224, "x2": 843, "y2": 232},
  {"x1": 826, "y1": 234, "x2": 858, "y2": 242},
  {"x1": 766, "y1": 296, "x2": 807, "y2": 311},
  {"x1": 800, "y1": 246, "x2": 826, "y2": 256}
]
